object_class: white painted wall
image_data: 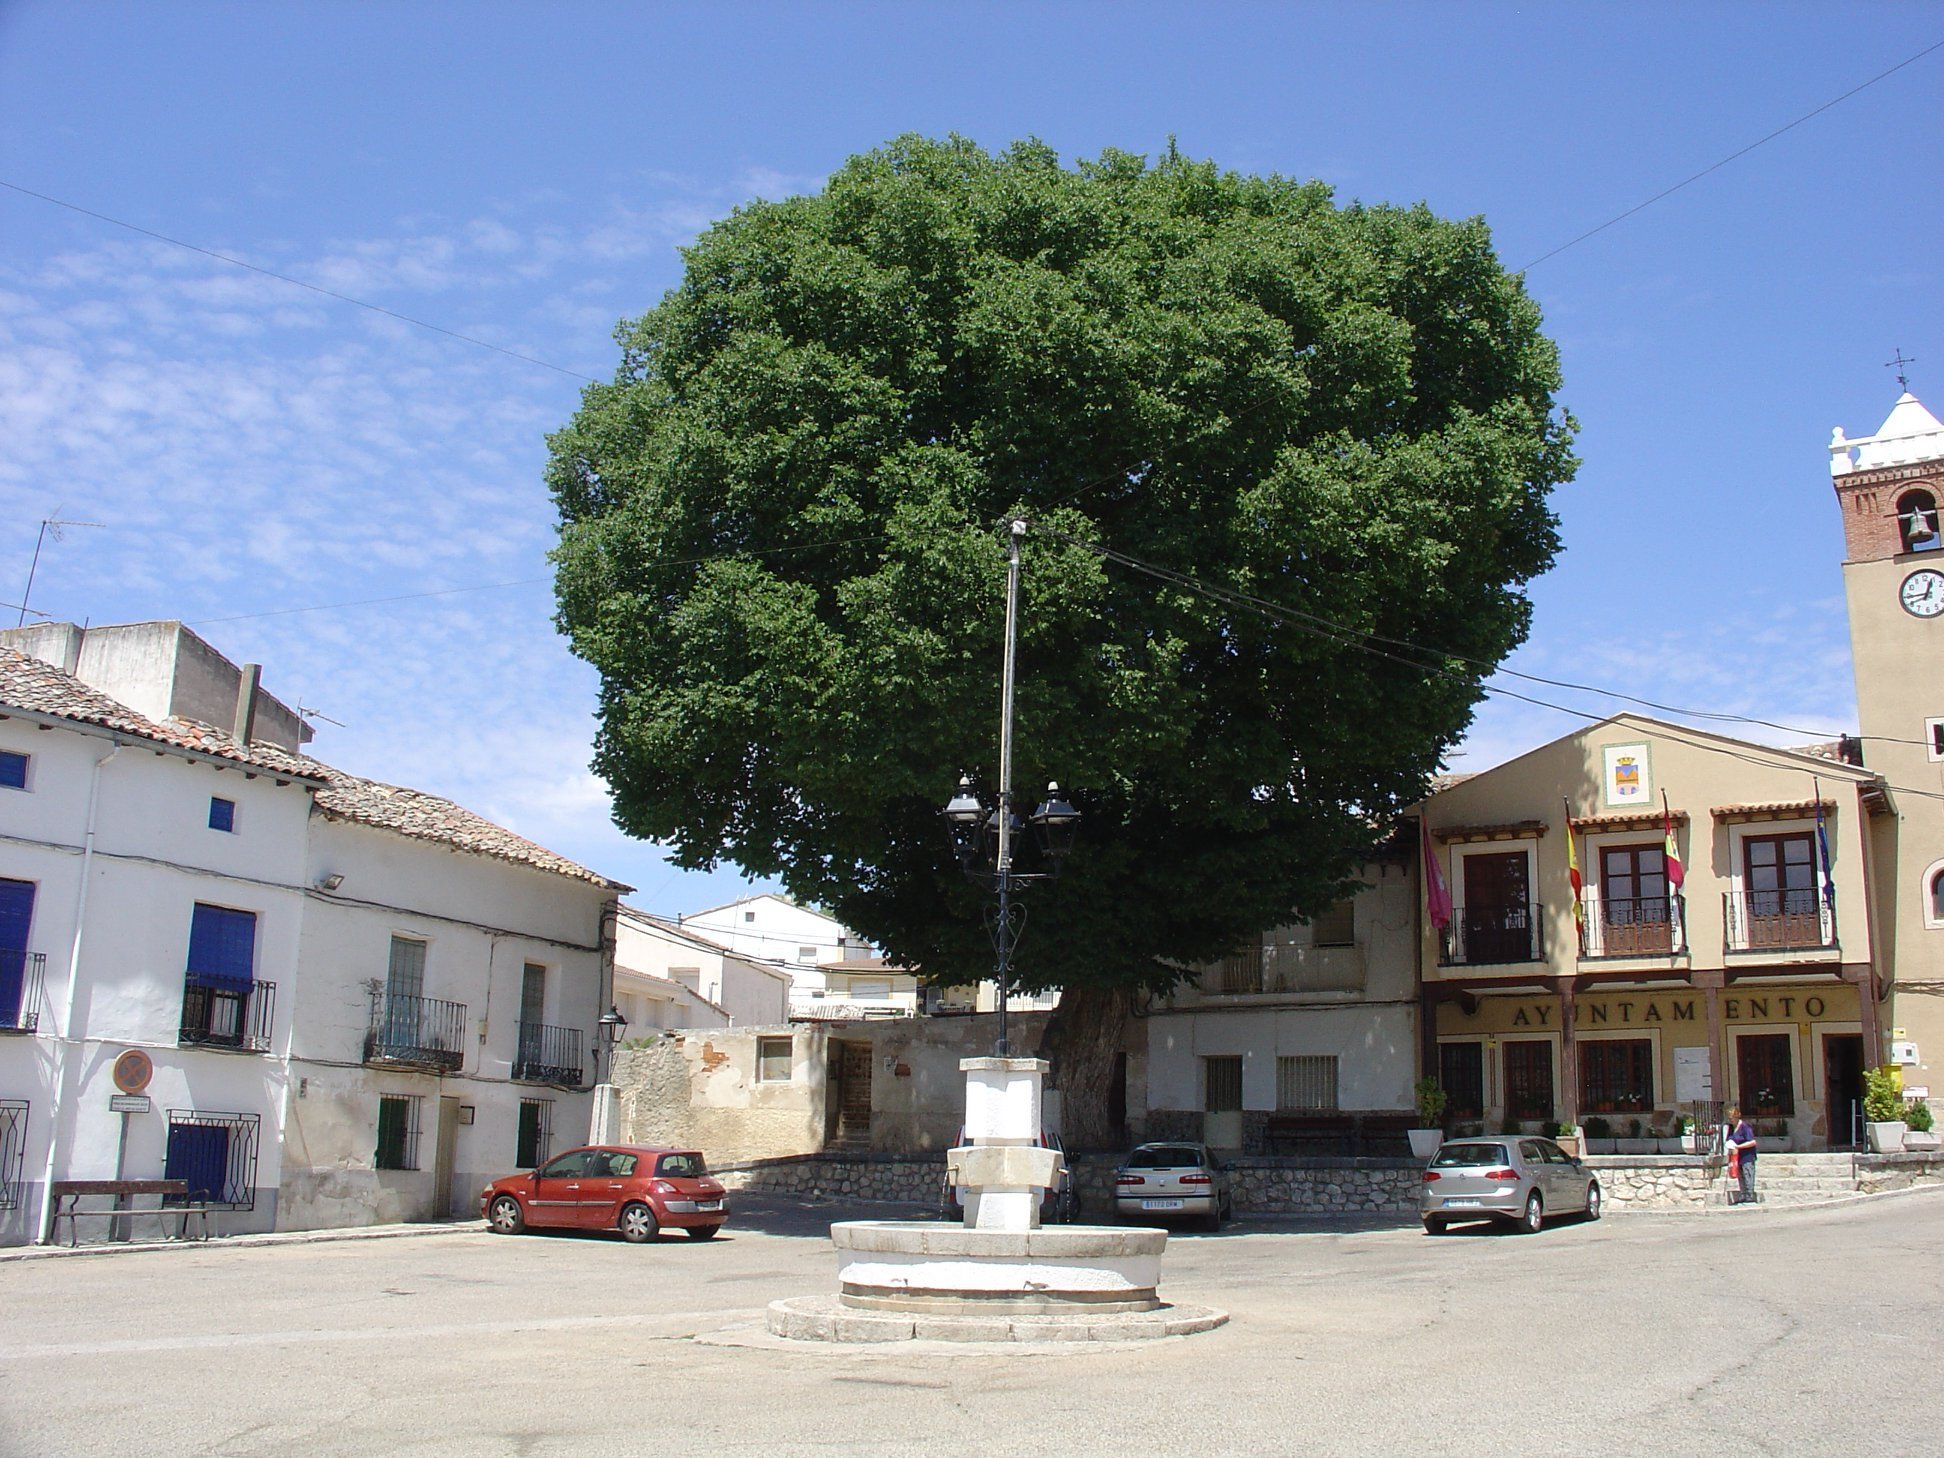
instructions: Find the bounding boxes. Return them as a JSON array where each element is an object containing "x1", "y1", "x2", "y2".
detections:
[
  {"x1": 613, "y1": 909, "x2": 791, "y2": 1028},
  {"x1": 679, "y1": 894, "x2": 872, "y2": 1008},
  {"x1": 0, "y1": 709, "x2": 615, "y2": 1244}
]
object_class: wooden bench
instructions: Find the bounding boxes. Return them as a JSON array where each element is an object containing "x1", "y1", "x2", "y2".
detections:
[
  {"x1": 48, "y1": 1179, "x2": 215, "y2": 1246},
  {"x1": 1264, "y1": 1111, "x2": 1415, "y2": 1157}
]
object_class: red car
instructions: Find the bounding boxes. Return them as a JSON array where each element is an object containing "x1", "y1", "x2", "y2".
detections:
[{"x1": 481, "y1": 1144, "x2": 728, "y2": 1243}]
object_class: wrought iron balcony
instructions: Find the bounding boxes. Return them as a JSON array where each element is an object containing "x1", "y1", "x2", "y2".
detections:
[
  {"x1": 513, "y1": 1021, "x2": 585, "y2": 1085},
  {"x1": 1, "y1": 950, "x2": 46, "y2": 1032},
  {"x1": 1579, "y1": 893, "x2": 1687, "y2": 958},
  {"x1": 1724, "y1": 889, "x2": 1835, "y2": 953},
  {"x1": 364, "y1": 991, "x2": 466, "y2": 1072},
  {"x1": 179, "y1": 977, "x2": 276, "y2": 1052},
  {"x1": 1441, "y1": 903, "x2": 1544, "y2": 966}
]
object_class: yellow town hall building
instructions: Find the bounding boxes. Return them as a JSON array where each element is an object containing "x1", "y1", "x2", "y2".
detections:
[{"x1": 1419, "y1": 385, "x2": 1944, "y2": 1150}]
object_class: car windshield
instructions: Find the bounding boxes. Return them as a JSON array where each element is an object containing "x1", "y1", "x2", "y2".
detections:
[
  {"x1": 656, "y1": 1153, "x2": 707, "y2": 1178},
  {"x1": 1432, "y1": 1142, "x2": 1510, "y2": 1168},
  {"x1": 1126, "y1": 1145, "x2": 1204, "y2": 1169}
]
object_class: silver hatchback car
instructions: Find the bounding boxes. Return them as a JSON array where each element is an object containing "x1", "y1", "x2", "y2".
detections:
[
  {"x1": 1114, "y1": 1142, "x2": 1235, "y2": 1229},
  {"x1": 1419, "y1": 1136, "x2": 1601, "y2": 1234}
]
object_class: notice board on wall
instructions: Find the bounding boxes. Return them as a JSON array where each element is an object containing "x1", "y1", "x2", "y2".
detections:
[{"x1": 1674, "y1": 1046, "x2": 1712, "y2": 1103}]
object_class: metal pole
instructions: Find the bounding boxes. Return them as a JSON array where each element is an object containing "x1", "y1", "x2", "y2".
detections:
[
  {"x1": 17, "y1": 522, "x2": 50, "y2": 627},
  {"x1": 994, "y1": 520, "x2": 1025, "y2": 1057}
]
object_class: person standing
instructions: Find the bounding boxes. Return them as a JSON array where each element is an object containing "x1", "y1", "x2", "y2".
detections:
[{"x1": 1726, "y1": 1104, "x2": 1758, "y2": 1204}]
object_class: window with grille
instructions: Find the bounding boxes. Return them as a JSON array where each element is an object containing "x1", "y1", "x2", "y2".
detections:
[
  {"x1": 516, "y1": 1099, "x2": 552, "y2": 1168},
  {"x1": 1736, "y1": 1034, "x2": 1795, "y2": 1118},
  {"x1": 375, "y1": 1095, "x2": 421, "y2": 1170},
  {"x1": 164, "y1": 1109, "x2": 261, "y2": 1208},
  {"x1": 1580, "y1": 1038, "x2": 1654, "y2": 1113},
  {"x1": 757, "y1": 1036, "x2": 793, "y2": 1082},
  {"x1": 1203, "y1": 1056, "x2": 1243, "y2": 1114},
  {"x1": 1277, "y1": 1055, "x2": 1339, "y2": 1110},
  {"x1": 1439, "y1": 1042, "x2": 1485, "y2": 1119},
  {"x1": 0, "y1": 1100, "x2": 27, "y2": 1211},
  {"x1": 1308, "y1": 899, "x2": 1356, "y2": 948}
]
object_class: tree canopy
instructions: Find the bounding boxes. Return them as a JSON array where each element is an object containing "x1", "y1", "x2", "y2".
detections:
[{"x1": 548, "y1": 134, "x2": 1575, "y2": 996}]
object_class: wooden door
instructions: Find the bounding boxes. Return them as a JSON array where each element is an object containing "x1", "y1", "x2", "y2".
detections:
[
  {"x1": 1823, "y1": 1035, "x2": 1863, "y2": 1148},
  {"x1": 1599, "y1": 844, "x2": 1672, "y2": 954},
  {"x1": 1743, "y1": 834, "x2": 1819, "y2": 948},
  {"x1": 1503, "y1": 1041, "x2": 1554, "y2": 1121},
  {"x1": 1462, "y1": 852, "x2": 1532, "y2": 963},
  {"x1": 834, "y1": 1042, "x2": 873, "y2": 1146},
  {"x1": 1736, "y1": 1033, "x2": 1795, "y2": 1118}
]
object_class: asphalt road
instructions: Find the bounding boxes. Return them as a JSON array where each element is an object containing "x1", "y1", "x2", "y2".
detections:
[{"x1": 3, "y1": 1189, "x2": 1938, "y2": 1458}]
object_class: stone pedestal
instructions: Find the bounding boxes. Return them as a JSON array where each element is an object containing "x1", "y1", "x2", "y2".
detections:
[{"x1": 957, "y1": 1056, "x2": 1049, "y2": 1229}]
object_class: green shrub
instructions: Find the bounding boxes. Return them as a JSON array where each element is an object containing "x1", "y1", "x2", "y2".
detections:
[
  {"x1": 1864, "y1": 1065, "x2": 1905, "y2": 1123},
  {"x1": 1907, "y1": 1099, "x2": 1936, "y2": 1134},
  {"x1": 1414, "y1": 1077, "x2": 1447, "y2": 1126},
  {"x1": 1583, "y1": 1116, "x2": 1611, "y2": 1139}
]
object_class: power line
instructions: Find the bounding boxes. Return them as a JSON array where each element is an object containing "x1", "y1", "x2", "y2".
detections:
[
  {"x1": 0, "y1": 179, "x2": 602, "y2": 385},
  {"x1": 1036, "y1": 525, "x2": 1944, "y2": 805},
  {"x1": 1517, "y1": 36, "x2": 1944, "y2": 271}
]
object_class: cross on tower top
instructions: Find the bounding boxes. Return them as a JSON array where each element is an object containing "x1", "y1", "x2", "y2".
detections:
[{"x1": 1887, "y1": 347, "x2": 1918, "y2": 393}]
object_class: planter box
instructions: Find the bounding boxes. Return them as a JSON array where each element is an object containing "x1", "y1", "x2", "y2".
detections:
[
  {"x1": 1680, "y1": 1133, "x2": 1702, "y2": 1154},
  {"x1": 1615, "y1": 1139, "x2": 1657, "y2": 1154},
  {"x1": 1554, "y1": 1134, "x2": 1581, "y2": 1158},
  {"x1": 1866, "y1": 1121, "x2": 1908, "y2": 1154},
  {"x1": 1407, "y1": 1129, "x2": 1444, "y2": 1159},
  {"x1": 1903, "y1": 1130, "x2": 1941, "y2": 1152},
  {"x1": 1655, "y1": 1138, "x2": 1686, "y2": 1156},
  {"x1": 1584, "y1": 1138, "x2": 1616, "y2": 1155}
]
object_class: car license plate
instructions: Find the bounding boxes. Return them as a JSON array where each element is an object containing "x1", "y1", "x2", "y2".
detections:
[
  {"x1": 1142, "y1": 1198, "x2": 1184, "y2": 1211},
  {"x1": 697, "y1": 1200, "x2": 722, "y2": 1211},
  {"x1": 1444, "y1": 1198, "x2": 1483, "y2": 1208}
]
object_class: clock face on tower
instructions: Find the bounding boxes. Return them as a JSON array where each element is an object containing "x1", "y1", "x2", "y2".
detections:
[{"x1": 1901, "y1": 569, "x2": 1944, "y2": 618}]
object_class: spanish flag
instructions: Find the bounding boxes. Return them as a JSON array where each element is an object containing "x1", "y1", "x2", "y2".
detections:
[{"x1": 1662, "y1": 791, "x2": 1685, "y2": 891}]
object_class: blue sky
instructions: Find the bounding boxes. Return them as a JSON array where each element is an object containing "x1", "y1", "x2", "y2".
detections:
[{"x1": 2, "y1": 4, "x2": 1940, "y2": 914}]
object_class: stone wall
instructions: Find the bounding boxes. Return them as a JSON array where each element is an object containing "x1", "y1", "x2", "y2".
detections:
[
  {"x1": 1581, "y1": 1156, "x2": 1717, "y2": 1210},
  {"x1": 1854, "y1": 1151, "x2": 1944, "y2": 1194}
]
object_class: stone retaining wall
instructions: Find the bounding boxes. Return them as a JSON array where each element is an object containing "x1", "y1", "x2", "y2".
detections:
[
  {"x1": 1854, "y1": 1152, "x2": 1944, "y2": 1194},
  {"x1": 1580, "y1": 1156, "x2": 1717, "y2": 1210}
]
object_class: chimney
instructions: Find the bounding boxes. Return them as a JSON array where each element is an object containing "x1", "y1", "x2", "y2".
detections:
[{"x1": 232, "y1": 663, "x2": 261, "y2": 743}]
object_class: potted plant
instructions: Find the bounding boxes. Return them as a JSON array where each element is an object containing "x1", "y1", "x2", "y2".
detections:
[
  {"x1": 1583, "y1": 1116, "x2": 1614, "y2": 1154},
  {"x1": 1409, "y1": 1077, "x2": 1447, "y2": 1159},
  {"x1": 1904, "y1": 1098, "x2": 1939, "y2": 1152},
  {"x1": 1679, "y1": 1114, "x2": 1701, "y2": 1154},
  {"x1": 1863, "y1": 1065, "x2": 1907, "y2": 1153},
  {"x1": 1553, "y1": 1120, "x2": 1582, "y2": 1157},
  {"x1": 1617, "y1": 1116, "x2": 1655, "y2": 1155}
]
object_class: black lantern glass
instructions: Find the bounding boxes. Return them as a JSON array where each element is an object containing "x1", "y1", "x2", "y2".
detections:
[{"x1": 1029, "y1": 781, "x2": 1081, "y2": 861}]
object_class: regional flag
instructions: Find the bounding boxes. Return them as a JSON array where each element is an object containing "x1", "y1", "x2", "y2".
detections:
[
  {"x1": 1564, "y1": 797, "x2": 1583, "y2": 932},
  {"x1": 1814, "y1": 781, "x2": 1837, "y2": 912},
  {"x1": 1661, "y1": 791, "x2": 1685, "y2": 891},
  {"x1": 1422, "y1": 820, "x2": 1452, "y2": 932}
]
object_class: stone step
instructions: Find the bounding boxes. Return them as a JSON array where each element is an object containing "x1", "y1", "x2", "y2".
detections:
[{"x1": 1708, "y1": 1192, "x2": 1851, "y2": 1208}]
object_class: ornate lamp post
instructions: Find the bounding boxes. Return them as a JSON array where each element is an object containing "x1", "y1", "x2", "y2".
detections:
[
  {"x1": 941, "y1": 520, "x2": 1082, "y2": 1056},
  {"x1": 595, "y1": 1004, "x2": 628, "y2": 1081}
]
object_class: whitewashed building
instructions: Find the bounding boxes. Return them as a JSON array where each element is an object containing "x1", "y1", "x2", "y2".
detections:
[
  {"x1": 612, "y1": 905, "x2": 792, "y2": 1030},
  {"x1": 677, "y1": 893, "x2": 922, "y2": 1017},
  {"x1": 0, "y1": 624, "x2": 626, "y2": 1243}
]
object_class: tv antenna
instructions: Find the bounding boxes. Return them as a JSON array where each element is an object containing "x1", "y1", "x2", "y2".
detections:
[{"x1": 18, "y1": 514, "x2": 105, "y2": 627}]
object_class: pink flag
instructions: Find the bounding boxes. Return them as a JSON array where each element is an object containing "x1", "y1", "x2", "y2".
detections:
[{"x1": 1422, "y1": 821, "x2": 1452, "y2": 931}]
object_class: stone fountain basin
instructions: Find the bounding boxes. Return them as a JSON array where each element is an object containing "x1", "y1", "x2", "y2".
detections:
[{"x1": 832, "y1": 1220, "x2": 1167, "y2": 1315}]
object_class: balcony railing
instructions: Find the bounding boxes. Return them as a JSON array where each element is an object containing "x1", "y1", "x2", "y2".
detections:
[
  {"x1": 1724, "y1": 889, "x2": 1835, "y2": 953},
  {"x1": 364, "y1": 991, "x2": 466, "y2": 1072},
  {"x1": 1442, "y1": 903, "x2": 1544, "y2": 966},
  {"x1": 179, "y1": 977, "x2": 276, "y2": 1052},
  {"x1": 513, "y1": 1021, "x2": 585, "y2": 1085},
  {"x1": 1, "y1": 950, "x2": 47, "y2": 1032},
  {"x1": 1200, "y1": 943, "x2": 1366, "y2": 996},
  {"x1": 1580, "y1": 893, "x2": 1687, "y2": 958}
]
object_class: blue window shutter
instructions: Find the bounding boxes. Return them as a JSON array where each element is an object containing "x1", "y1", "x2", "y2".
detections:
[
  {"x1": 165, "y1": 1123, "x2": 230, "y2": 1202},
  {"x1": 0, "y1": 752, "x2": 26, "y2": 790},
  {"x1": 187, "y1": 905, "x2": 256, "y2": 992},
  {"x1": 0, "y1": 879, "x2": 34, "y2": 1027},
  {"x1": 208, "y1": 797, "x2": 235, "y2": 832}
]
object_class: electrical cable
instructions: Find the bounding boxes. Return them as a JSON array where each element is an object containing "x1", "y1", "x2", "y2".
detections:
[{"x1": 1034, "y1": 525, "x2": 1944, "y2": 805}]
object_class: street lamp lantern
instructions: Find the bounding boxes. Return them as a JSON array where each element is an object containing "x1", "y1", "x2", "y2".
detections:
[
  {"x1": 598, "y1": 1004, "x2": 628, "y2": 1054},
  {"x1": 1029, "y1": 781, "x2": 1081, "y2": 861}
]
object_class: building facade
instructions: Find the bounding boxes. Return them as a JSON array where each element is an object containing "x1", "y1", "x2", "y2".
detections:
[
  {"x1": 0, "y1": 625, "x2": 625, "y2": 1243},
  {"x1": 612, "y1": 905, "x2": 793, "y2": 1030}
]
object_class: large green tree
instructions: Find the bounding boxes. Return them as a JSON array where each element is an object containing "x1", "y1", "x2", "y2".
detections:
[{"x1": 549, "y1": 136, "x2": 1575, "y2": 1142}]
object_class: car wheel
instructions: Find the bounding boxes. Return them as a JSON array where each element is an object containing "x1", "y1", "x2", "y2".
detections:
[
  {"x1": 618, "y1": 1201, "x2": 659, "y2": 1244},
  {"x1": 1584, "y1": 1181, "x2": 1602, "y2": 1221},
  {"x1": 488, "y1": 1195, "x2": 525, "y2": 1235},
  {"x1": 1422, "y1": 1217, "x2": 1447, "y2": 1236},
  {"x1": 1519, "y1": 1191, "x2": 1544, "y2": 1235},
  {"x1": 685, "y1": 1224, "x2": 720, "y2": 1240}
]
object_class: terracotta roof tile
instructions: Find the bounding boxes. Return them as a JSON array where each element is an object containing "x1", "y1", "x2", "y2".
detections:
[{"x1": 310, "y1": 761, "x2": 629, "y2": 890}]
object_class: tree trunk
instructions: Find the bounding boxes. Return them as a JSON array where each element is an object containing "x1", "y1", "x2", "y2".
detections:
[{"x1": 1037, "y1": 982, "x2": 1133, "y2": 1152}]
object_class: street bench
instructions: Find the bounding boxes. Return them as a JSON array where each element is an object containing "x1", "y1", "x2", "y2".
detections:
[
  {"x1": 48, "y1": 1179, "x2": 215, "y2": 1246},
  {"x1": 1264, "y1": 1111, "x2": 1414, "y2": 1157}
]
